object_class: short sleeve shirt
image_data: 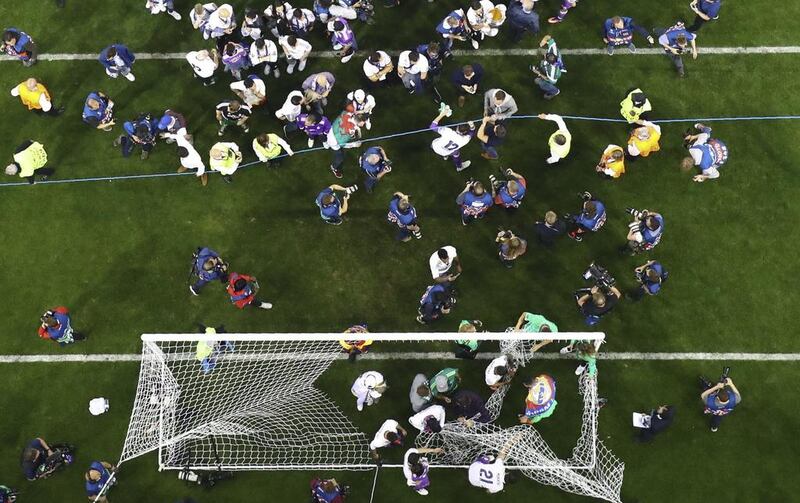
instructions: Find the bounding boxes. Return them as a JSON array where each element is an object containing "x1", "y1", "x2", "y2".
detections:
[
  {"x1": 485, "y1": 355, "x2": 509, "y2": 386},
  {"x1": 369, "y1": 419, "x2": 400, "y2": 450},
  {"x1": 429, "y1": 246, "x2": 457, "y2": 279}
]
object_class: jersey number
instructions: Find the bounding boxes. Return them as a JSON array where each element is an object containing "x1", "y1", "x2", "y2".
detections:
[
  {"x1": 443, "y1": 140, "x2": 459, "y2": 152},
  {"x1": 479, "y1": 468, "x2": 494, "y2": 484}
]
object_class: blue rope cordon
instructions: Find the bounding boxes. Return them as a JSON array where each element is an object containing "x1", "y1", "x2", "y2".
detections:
[{"x1": 2, "y1": 114, "x2": 799, "y2": 188}]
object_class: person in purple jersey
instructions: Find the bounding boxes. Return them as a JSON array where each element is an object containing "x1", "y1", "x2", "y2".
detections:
[
  {"x1": 456, "y1": 180, "x2": 493, "y2": 225},
  {"x1": 284, "y1": 113, "x2": 332, "y2": 148},
  {"x1": 547, "y1": 0, "x2": 577, "y2": 24},
  {"x1": 221, "y1": 41, "x2": 250, "y2": 79},
  {"x1": 403, "y1": 448, "x2": 443, "y2": 496},
  {"x1": 329, "y1": 18, "x2": 357, "y2": 63}
]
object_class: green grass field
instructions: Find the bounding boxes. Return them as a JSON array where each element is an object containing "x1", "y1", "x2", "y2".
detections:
[{"x1": 1, "y1": 0, "x2": 799, "y2": 501}]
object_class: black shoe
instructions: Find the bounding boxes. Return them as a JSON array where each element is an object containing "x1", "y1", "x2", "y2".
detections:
[
  {"x1": 223, "y1": 175, "x2": 233, "y2": 183},
  {"x1": 73, "y1": 332, "x2": 87, "y2": 341},
  {"x1": 348, "y1": 351, "x2": 358, "y2": 363}
]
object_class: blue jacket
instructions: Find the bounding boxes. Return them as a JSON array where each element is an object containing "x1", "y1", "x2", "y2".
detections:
[
  {"x1": 195, "y1": 247, "x2": 222, "y2": 281},
  {"x1": 98, "y1": 44, "x2": 136, "y2": 70},
  {"x1": 507, "y1": 1, "x2": 540, "y2": 32},
  {"x1": 387, "y1": 197, "x2": 417, "y2": 227}
]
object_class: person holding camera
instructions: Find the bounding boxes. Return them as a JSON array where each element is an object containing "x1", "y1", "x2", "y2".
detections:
[
  {"x1": 489, "y1": 168, "x2": 526, "y2": 211},
  {"x1": 700, "y1": 373, "x2": 741, "y2": 432},
  {"x1": 37, "y1": 306, "x2": 85, "y2": 345},
  {"x1": 566, "y1": 192, "x2": 606, "y2": 242},
  {"x1": 226, "y1": 272, "x2": 273, "y2": 310},
  {"x1": 575, "y1": 270, "x2": 621, "y2": 325},
  {"x1": 634, "y1": 405, "x2": 675, "y2": 442},
  {"x1": 656, "y1": 21, "x2": 697, "y2": 77},
  {"x1": 360, "y1": 146, "x2": 391, "y2": 192},
  {"x1": 310, "y1": 477, "x2": 348, "y2": 503},
  {"x1": 495, "y1": 229, "x2": 527, "y2": 268},
  {"x1": 457, "y1": 180, "x2": 493, "y2": 226},
  {"x1": 417, "y1": 283, "x2": 456, "y2": 324},
  {"x1": 189, "y1": 247, "x2": 228, "y2": 296},
  {"x1": 629, "y1": 260, "x2": 668, "y2": 301},
  {"x1": 0, "y1": 485, "x2": 17, "y2": 503},
  {"x1": 85, "y1": 461, "x2": 117, "y2": 503},
  {"x1": 21, "y1": 438, "x2": 55, "y2": 480},
  {"x1": 429, "y1": 246, "x2": 461, "y2": 284},
  {"x1": 624, "y1": 208, "x2": 664, "y2": 255},
  {"x1": 113, "y1": 113, "x2": 158, "y2": 160},
  {"x1": 316, "y1": 184, "x2": 357, "y2": 225},
  {"x1": 681, "y1": 123, "x2": 728, "y2": 182},
  {"x1": 387, "y1": 192, "x2": 421, "y2": 242}
]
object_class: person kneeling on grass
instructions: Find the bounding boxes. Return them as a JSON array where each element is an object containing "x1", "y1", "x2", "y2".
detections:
[
  {"x1": 253, "y1": 132, "x2": 294, "y2": 167},
  {"x1": 209, "y1": 141, "x2": 242, "y2": 183},
  {"x1": 489, "y1": 168, "x2": 526, "y2": 211},
  {"x1": 226, "y1": 272, "x2": 273, "y2": 310},
  {"x1": 403, "y1": 448, "x2": 444, "y2": 497},
  {"x1": 5, "y1": 140, "x2": 54, "y2": 184},
  {"x1": 38, "y1": 306, "x2": 86, "y2": 345},
  {"x1": 82, "y1": 91, "x2": 115, "y2": 131},
  {"x1": 114, "y1": 113, "x2": 158, "y2": 160},
  {"x1": 519, "y1": 374, "x2": 557, "y2": 424},
  {"x1": 351, "y1": 370, "x2": 386, "y2": 411},
  {"x1": 311, "y1": 477, "x2": 349, "y2": 503},
  {"x1": 417, "y1": 283, "x2": 456, "y2": 325},
  {"x1": 85, "y1": 461, "x2": 117, "y2": 503}
]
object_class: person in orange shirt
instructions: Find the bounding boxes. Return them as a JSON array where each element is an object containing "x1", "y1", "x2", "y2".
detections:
[
  {"x1": 596, "y1": 144, "x2": 626, "y2": 178},
  {"x1": 626, "y1": 119, "x2": 661, "y2": 159},
  {"x1": 10, "y1": 78, "x2": 63, "y2": 116}
]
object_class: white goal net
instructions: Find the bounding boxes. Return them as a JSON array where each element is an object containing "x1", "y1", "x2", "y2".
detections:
[{"x1": 118, "y1": 333, "x2": 623, "y2": 503}]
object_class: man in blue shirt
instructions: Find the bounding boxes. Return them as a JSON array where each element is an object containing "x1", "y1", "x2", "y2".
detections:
[
  {"x1": 1, "y1": 28, "x2": 38, "y2": 66},
  {"x1": 629, "y1": 260, "x2": 668, "y2": 301},
  {"x1": 489, "y1": 168, "x2": 526, "y2": 211},
  {"x1": 602, "y1": 16, "x2": 653, "y2": 55},
  {"x1": 387, "y1": 192, "x2": 421, "y2": 242},
  {"x1": 476, "y1": 116, "x2": 506, "y2": 160},
  {"x1": 567, "y1": 192, "x2": 606, "y2": 242},
  {"x1": 507, "y1": 0, "x2": 539, "y2": 43},
  {"x1": 98, "y1": 44, "x2": 137, "y2": 81},
  {"x1": 20, "y1": 438, "x2": 52, "y2": 480},
  {"x1": 82, "y1": 91, "x2": 115, "y2": 131},
  {"x1": 417, "y1": 283, "x2": 455, "y2": 324},
  {"x1": 360, "y1": 146, "x2": 392, "y2": 192},
  {"x1": 456, "y1": 180, "x2": 493, "y2": 226},
  {"x1": 113, "y1": 113, "x2": 158, "y2": 159},
  {"x1": 417, "y1": 41, "x2": 449, "y2": 78},
  {"x1": 316, "y1": 184, "x2": 356, "y2": 225},
  {"x1": 625, "y1": 208, "x2": 664, "y2": 255},
  {"x1": 85, "y1": 460, "x2": 116, "y2": 502},
  {"x1": 688, "y1": 0, "x2": 722, "y2": 32},
  {"x1": 189, "y1": 247, "x2": 229, "y2": 296},
  {"x1": 451, "y1": 63, "x2": 484, "y2": 108},
  {"x1": 657, "y1": 22, "x2": 697, "y2": 77},
  {"x1": 682, "y1": 123, "x2": 728, "y2": 183},
  {"x1": 436, "y1": 9, "x2": 470, "y2": 48},
  {"x1": 700, "y1": 375, "x2": 741, "y2": 432}
]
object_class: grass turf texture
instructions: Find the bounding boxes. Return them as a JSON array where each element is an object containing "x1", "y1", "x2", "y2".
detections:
[{"x1": 0, "y1": 0, "x2": 799, "y2": 501}]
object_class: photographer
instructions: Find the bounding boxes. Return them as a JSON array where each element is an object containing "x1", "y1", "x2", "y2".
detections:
[
  {"x1": 575, "y1": 264, "x2": 621, "y2": 325},
  {"x1": 37, "y1": 307, "x2": 85, "y2": 345},
  {"x1": 113, "y1": 113, "x2": 158, "y2": 160},
  {"x1": 310, "y1": 477, "x2": 348, "y2": 503},
  {"x1": 316, "y1": 184, "x2": 357, "y2": 225},
  {"x1": 489, "y1": 168, "x2": 526, "y2": 211},
  {"x1": 387, "y1": 192, "x2": 421, "y2": 242},
  {"x1": 417, "y1": 283, "x2": 456, "y2": 324},
  {"x1": 85, "y1": 460, "x2": 117, "y2": 503},
  {"x1": 21, "y1": 438, "x2": 53, "y2": 480},
  {"x1": 495, "y1": 229, "x2": 527, "y2": 268},
  {"x1": 657, "y1": 21, "x2": 697, "y2": 77},
  {"x1": 629, "y1": 260, "x2": 668, "y2": 301},
  {"x1": 700, "y1": 374, "x2": 741, "y2": 432},
  {"x1": 360, "y1": 146, "x2": 391, "y2": 192},
  {"x1": 681, "y1": 123, "x2": 728, "y2": 183},
  {"x1": 624, "y1": 208, "x2": 664, "y2": 255},
  {"x1": 456, "y1": 180, "x2": 493, "y2": 226},
  {"x1": 189, "y1": 247, "x2": 228, "y2": 296},
  {"x1": 0, "y1": 485, "x2": 17, "y2": 503},
  {"x1": 566, "y1": 192, "x2": 606, "y2": 242}
]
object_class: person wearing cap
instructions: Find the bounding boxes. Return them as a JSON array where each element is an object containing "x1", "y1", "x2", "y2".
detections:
[
  {"x1": 114, "y1": 113, "x2": 158, "y2": 159},
  {"x1": 84, "y1": 461, "x2": 117, "y2": 503},
  {"x1": 10, "y1": 78, "x2": 63, "y2": 116},
  {"x1": 252, "y1": 132, "x2": 294, "y2": 166},
  {"x1": 230, "y1": 75, "x2": 266, "y2": 107},
  {"x1": 209, "y1": 141, "x2": 242, "y2": 183},
  {"x1": 360, "y1": 146, "x2": 391, "y2": 192},
  {"x1": 595, "y1": 144, "x2": 626, "y2": 179},
  {"x1": 619, "y1": 88, "x2": 652, "y2": 123},
  {"x1": 37, "y1": 306, "x2": 85, "y2": 345},
  {"x1": 534, "y1": 210, "x2": 566, "y2": 247},
  {"x1": 195, "y1": 324, "x2": 235, "y2": 373},
  {"x1": 602, "y1": 15, "x2": 654, "y2": 55},
  {"x1": 82, "y1": 91, "x2": 115, "y2": 131},
  {"x1": 186, "y1": 48, "x2": 220, "y2": 86},
  {"x1": 157, "y1": 109, "x2": 188, "y2": 142},
  {"x1": 98, "y1": 44, "x2": 137, "y2": 82},
  {"x1": 538, "y1": 113, "x2": 571, "y2": 164},
  {"x1": 688, "y1": 0, "x2": 722, "y2": 32},
  {"x1": 351, "y1": 370, "x2": 387, "y2": 411},
  {"x1": 387, "y1": 192, "x2": 421, "y2": 242},
  {"x1": 346, "y1": 89, "x2": 376, "y2": 130},
  {"x1": 408, "y1": 404, "x2": 446, "y2": 433},
  {"x1": 1, "y1": 27, "x2": 38, "y2": 66},
  {"x1": 657, "y1": 21, "x2": 697, "y2": 77},
  {"x1": 145, "y1": 0, "x2": 182, "y2": 19},
  {"x1": 5, "y1": 140, "x2": 54, "y2": 184},
  {"x1": 429, "y1": 367, "x2": 461, "y2": 403}
]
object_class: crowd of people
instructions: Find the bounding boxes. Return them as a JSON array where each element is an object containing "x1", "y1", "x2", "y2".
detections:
[{"x1": 1, "y1": 0, "x2": 735, "y2": 500}]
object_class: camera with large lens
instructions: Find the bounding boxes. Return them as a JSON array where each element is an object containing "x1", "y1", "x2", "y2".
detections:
[
  {"x1": 626, "y1": 207, "x2": 649, "y2": 221},
  {"x1": 178, "y1": 468, "x2": 234, "y2": 489},
  {"x1": 583, "y1": 262, "x2": 616, "y2": 293}
]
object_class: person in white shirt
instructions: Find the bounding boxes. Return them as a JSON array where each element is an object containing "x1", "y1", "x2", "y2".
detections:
[
  {"x1": 468, "y1": 433, "x2": 520, "y2": 493},
  {"x1": 428, "y1": 246, "x2": 461, "y2": 283},
  {"x1": 403, "y1": 447, "x2": 443, "y2": 496},
  {"x1": 484, "y1": 354, "x2": 516, "y2": 389},
  {"x1": 369, "y1": 419, "x2": 407, "y2": 461},
  {"x1": 287, "y1": 7, "x2": 316, "y2": 36},
  {"x1": 429, "y1": 105, "x2": 475, "y2": 171},
  {"x1": 186, "y1": 49, "x2": 220, "y2": 86},
  {"x1": 206, "y1": 4, "x2": 237, "y2": 40},
  {"x1": 397, "y1": 50, "x2": 429, "y2": 94},
  {"x1": 170, "y1": 133, "x2": 207, "y2": 186},
  {"x1": 263, "y1": 1, "x2": 293, "y2": 37},
  {"x1": 275, "y1": 90, "x2": 305, "y2": 122},
  {"x1": 408, "y1": 404, "x2": 446, "y2": 433},
  {"x1": 146, "y1": 0, "x2": 182, "y2": 19},
  {"x1": 467, "y1": 0, "x2": 506, "y2": 48},
  {"x1": 346, "y1": 89, "x2": 376, "y2": 130},
  {"x1": 278, "y1": 35, "x2": 312, "y2": 74},
  {"x1": 351, "y1": 371, "x2": 386, "y2": 411},
  {"x1": 230, "y1": 76, "x2": 266, "y2": 107},
  {"x1": 249, "y1": 38, "x2": 280, "y2": 78},
  {"x1": 363, "y1": 51, "x2": 394, "y2": 85},
  {"x1": 190, "y1": 2, "x2": 218, "y2": 33}
]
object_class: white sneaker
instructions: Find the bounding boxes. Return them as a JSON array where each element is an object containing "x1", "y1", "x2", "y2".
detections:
[
  {"x1": 559, "y1": 345, "x2": 573, "y2": 354},
  {"x1": 273, "y1": 68, "x2": 281, "y2": 78},
  {"x1": 298, "y1": 59, "x2": 307, "y2": 71},
  {"x1": 286, "y1": 63, "x2": 295, "y2": 75},
  {"x1": 124, "y1": 72, "x2": 136, "y2": 82},
  {"x1": 189, "y1": 285, "x2": 199, "y2": 296},
  {"x1": 417, "y1": 489, "x2": 429, "y2": 496},
  {"x1": 456, "y1": 160, "x2": 471, "y2": 172},
  {"x1": 365, "y1": 119, "x2": 372, "y2": 130},
  {"x1": 307, "y1": 138, "x2": 315, "y2": 148},
  {"x1": 169, "y1": 10, "x2": 182, "y2": 20},
  {"x1": 471, "y1": 39, "x2": 479, "y2": 50},
  {"x1": 259, "y1": 302, "x2": 273, "y2": 310},
  {"x1": 575, "y1": 364, "x2": 586, "y2": 376}
]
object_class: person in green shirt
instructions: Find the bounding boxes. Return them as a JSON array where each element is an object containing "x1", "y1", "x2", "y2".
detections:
[
  {"x1": 327, "y1": 111, "x2": 367, "y2": 178},
  {"x1": 573, "y1": 341, "x2": 598, "y2": 377},
  {"x1": 455, "y1": 319, "x2": 483, "y2": 359},
  {"x1": 4, "y1": 140, "x2": 54, "y2": 184},
  {"x1": 429, "y1": 367, "x2": 461, "y2": 404},
  {"x1": 252, "y1": 132, "x2": 294, "y2": 166},
  {"x1": 513, "y1": 312, "x2": 558, "y2": 333}
]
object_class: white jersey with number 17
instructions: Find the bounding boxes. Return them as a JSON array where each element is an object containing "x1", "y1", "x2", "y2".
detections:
[
  {"x1": 468, "y1": 458, "x2": 505, "y2": 493},
  {"x1": 431, "y1": 126, "x2": 471, "y2": 156}
]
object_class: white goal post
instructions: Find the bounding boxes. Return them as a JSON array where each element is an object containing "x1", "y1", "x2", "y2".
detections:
[{"x1": 116, "y1": 332, "x2": 623, "y2": 503}]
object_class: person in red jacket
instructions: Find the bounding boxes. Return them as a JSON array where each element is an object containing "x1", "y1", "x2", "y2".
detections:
[
  {"x1": 226, "y1": 272, "x2": 273, "y2": 310},
  {"x1": 37, "y1": 307, "x2": 86, "y2": 345}
]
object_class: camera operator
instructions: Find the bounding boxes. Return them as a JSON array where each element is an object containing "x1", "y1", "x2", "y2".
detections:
[
  {"x1": 495, "y1": 229, "x2": 527, "y2": 268},
  {"x1": 489, "y1": 168, "x2": 526, "y2": 211},
  {"x1": 20, "y1": 437, "x2": 54, "y2": 481},
  {"x1": 189, "y1": 247, "x2": 229, "y2": 296},
  {"x1": 417, "y1": 283, "x2": 456, "y2": 324},
  {"x1": 629, "y1": 260, "x2": 668, "y2": 301},
  {"x1": 85, "y1": 460, "x2": 117, "y2": 503},
  {"x1": 624, "y1": 208, "x2": 663, "y2": 255},
  {"x1": 634, "y1": 404, "x2": 675, "y2": 443},
  {"x1": 575, "y1": 264, "x2": 621, "y2": 325},
  {"x1": 700, "y1": 374, "x2": 741, "y2": 432},
  {"x1": 566, "y1": 192, "x2": 606, "y2": 242},
  {"x1": 456, "y1": 180, "x2": 493, "y2": 226}
]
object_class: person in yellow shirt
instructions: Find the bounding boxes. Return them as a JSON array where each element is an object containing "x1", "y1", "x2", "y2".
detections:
[
  {"x1": 10, "y1": 78, "x2": 63, "y2": 116},
  {"x1": 252, "y1": 132, "x2": 294, "y2": 167},
  {"x1": 538, "y1": 113, "x2": 571, "y2": 164},
  {"x1": 595, "y1": 144, "x2": 625, "y2": 178},
  {"x1": 626, "y1": 119, "x2": 661, "y2": 158},
  {"x1": 619, "y1": 88, "x2": 652, "y2": 124},
  {"x1": 209, "y1": 142, "x2": 242, "y2": 183},
  {"x1": 4, "y1": 140, "x2": 54, "y2": 184}
]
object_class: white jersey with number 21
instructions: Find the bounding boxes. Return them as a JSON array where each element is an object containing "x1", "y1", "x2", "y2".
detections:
[
  {"x1": 468, "y1": 458, "x2": 505, "y2": 493},
  {"x1": 431, "y1": 126, "x2": 471, "y2": 156}
]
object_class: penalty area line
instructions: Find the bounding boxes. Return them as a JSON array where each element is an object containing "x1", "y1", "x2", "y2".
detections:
[{"x1": 0, "y1": 352, "x2": 798, "y2": 364}]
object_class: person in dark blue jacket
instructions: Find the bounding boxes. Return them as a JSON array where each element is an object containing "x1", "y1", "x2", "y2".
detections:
[
  {"x1": 1, "y1": 28, "x2": 38, "y2": 66},
  {"x1": 360, "y1": 146, "x2": 391, "y2": 192},
  {"x1": 507, "y1": 0, "x2": 539, "y2": 42},
  {"x1": 451, "y1": 63, "x2": 484, "y2": 108},
  {"x1": 99, "y1": 44, "x2": 137, "y2": 81},
  {"x1": 82, "y1": 92, "x2": 115, "y2": 131},
  {"x1": 602, "y1": 16, "x2": 653, "y2": 55},
  {"x1": 625, "y1": 208, "x2": 664, "y2": 254},
  {"x1": 85, "y1": 460, "x2": 116, "y2": 502},
  {"x1": 316, "y1": 184, "x2": 357, "y2": 225},
  {"x1": 656, "y1": 22, "x2": 697, "y2": 77},
  {"x1": 688, "y1": 0, "x2": 722, "y2": 32},
  {"x1": 417, "y1": 283, "x2": 455, "y2": 324},
  {"x1": 113, "y1": 113, "x2": 158, "y2": 159},
  {"x1": 387, "y1": 192, "x2": 421, "y2": 242},
  {"x1": 189, "y1": 247, "x2": 229, "y2": 296},
  {"x1": 629, "y1": 260, "x2": 668, "y2": 300},
  {"x1": 567, "y1": 192, "x2": 606, "y2": 242}
]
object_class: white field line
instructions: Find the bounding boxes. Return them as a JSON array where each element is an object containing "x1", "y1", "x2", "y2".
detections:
[
  {"x1": 1, "y1": 351, "x2": 798, "y2": 363},
  {"x1": 2, "y1": 46, "x2": 800, "y2": 63}
]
